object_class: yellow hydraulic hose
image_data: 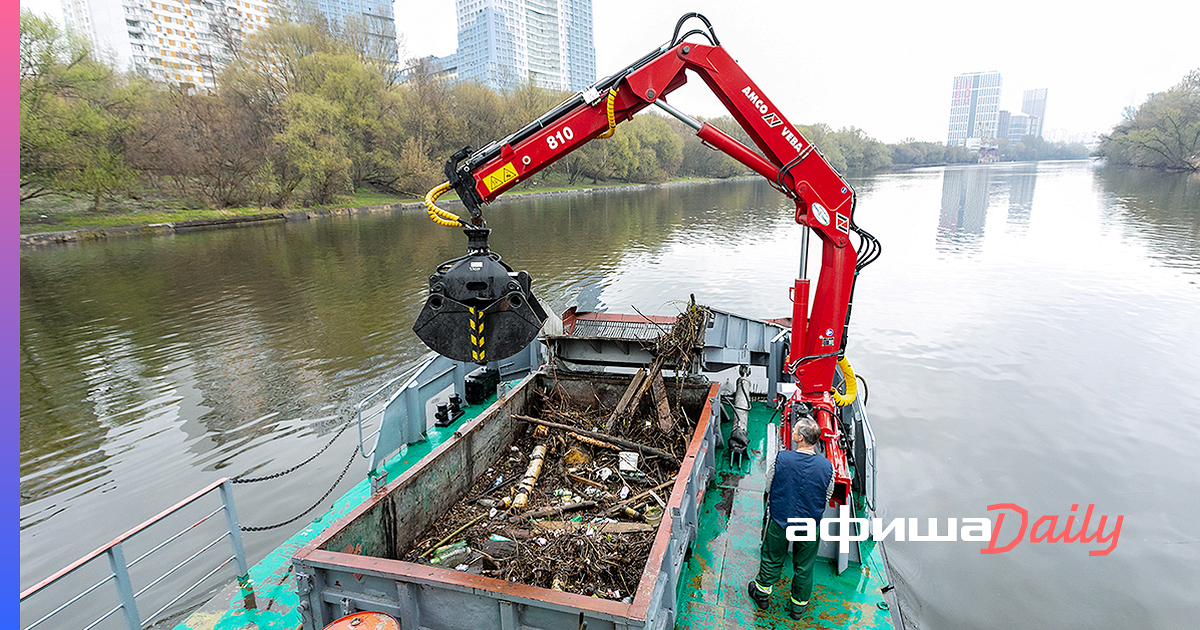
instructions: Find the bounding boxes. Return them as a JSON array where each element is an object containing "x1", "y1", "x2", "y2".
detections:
[
  {"x1": 831, "y1": 356, "x2": 858, "y2": 407},
  {"x1": 424, "y1": 182, "x2": 466, "y2": 227},
  {"x1": 596, "y1": 88, "x2": 619, "y2": 139}
]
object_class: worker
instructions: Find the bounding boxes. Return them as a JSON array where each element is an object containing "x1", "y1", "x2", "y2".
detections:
[{"x1": 747, "y1": 416, "x2": 834, "y2": 619}]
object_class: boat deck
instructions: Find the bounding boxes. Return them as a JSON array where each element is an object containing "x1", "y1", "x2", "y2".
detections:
[
  {"x1": 179, "y1": 394, "x2": 894, "y2": 630},
  {"x1": 676, "y1": 403, "x2": 894, "y2": 629}
]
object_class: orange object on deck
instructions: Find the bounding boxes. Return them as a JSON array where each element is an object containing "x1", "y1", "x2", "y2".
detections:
[{"x1": 322, "y1": 611, "x2": 399, "y2": 630}]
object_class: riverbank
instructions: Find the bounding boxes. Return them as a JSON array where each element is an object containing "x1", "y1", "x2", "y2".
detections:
[{"x1": 19, "y1": 178, "x2": 735, "y2": 248}]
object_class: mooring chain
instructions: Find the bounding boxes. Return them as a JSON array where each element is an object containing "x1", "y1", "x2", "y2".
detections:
[
  {"x1": 231, "y1": 417, "x2": 354, "y2": 484},
  {"x1": 240, "y1": 447, "x2": 358, "y2": 532}
]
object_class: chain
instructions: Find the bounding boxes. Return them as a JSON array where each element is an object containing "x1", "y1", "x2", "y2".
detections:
[
  {"x1": 231, "y1": 418, "x2": 353, "y2": 484},
  {"x1": 240, "y1": 446, "x2": 358, "y2": 532}
]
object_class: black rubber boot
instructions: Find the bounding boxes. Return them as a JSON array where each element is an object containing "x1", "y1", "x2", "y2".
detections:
[
  {"x1": 789, "y1": 598, "x2": 809, "y2": 620},
  {"x1": 747, "y1": 581, "x2": 770, "y2": 610}
]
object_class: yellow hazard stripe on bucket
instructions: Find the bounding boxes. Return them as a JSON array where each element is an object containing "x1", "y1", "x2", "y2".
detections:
[{"x1": 469, "y1": 308, "x2": 486, "y2": 361}]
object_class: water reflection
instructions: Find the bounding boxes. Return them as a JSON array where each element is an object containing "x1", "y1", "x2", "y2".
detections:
[
  {"x1": 1005, "y1": 163, "x2": 1038, "y2": 230},
  {"x1": 1095, "y1": 166, "x2": 1200, "y2": 273},
  {"x1": 938, "y1": 166, "x2": 992, "y2": 249},
  {"x1": 937, "y1": 163, "x2": 1043, "y2": 248}
]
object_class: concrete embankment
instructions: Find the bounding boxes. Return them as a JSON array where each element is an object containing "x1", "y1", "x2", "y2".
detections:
[
  {"x1": 19, "y1": 180, "x2": 726, "y2": 249},
  {"x1": 19, "y1": 202, "x2": 426, "y2": 248}
]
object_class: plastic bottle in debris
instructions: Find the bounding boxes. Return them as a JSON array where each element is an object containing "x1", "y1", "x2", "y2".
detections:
[{"x1": 430, "y1": 541, "x2": 471, "y2": 567}]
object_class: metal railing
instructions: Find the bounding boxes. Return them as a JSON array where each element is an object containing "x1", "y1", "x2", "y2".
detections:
[
  {"x1": 358, "y1": 353, "x2": 468, "y2": 471},
  {"x1": 20, "y1": 478, "x2": 250, "y2": 630},
  {"x1": 356, "y1": 342, "x2": 541, "y2": 474},
  {"x1": 355, "y1": 359, "x2": 427, "y2": 461}
]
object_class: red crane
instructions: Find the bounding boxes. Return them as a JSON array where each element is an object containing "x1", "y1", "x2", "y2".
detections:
[{"x1": 414, "y1": 13, "x2": 881, "y2": 506}]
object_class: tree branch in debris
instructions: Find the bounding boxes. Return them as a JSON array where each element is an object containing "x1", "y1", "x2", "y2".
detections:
[{"x1": 512, "y1": 414, "x2": 680, "y2": 465}]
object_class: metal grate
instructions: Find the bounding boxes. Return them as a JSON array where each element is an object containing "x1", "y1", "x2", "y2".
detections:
[{"x1": 569, "y1": 319, "x2": 668, "y2": 341}]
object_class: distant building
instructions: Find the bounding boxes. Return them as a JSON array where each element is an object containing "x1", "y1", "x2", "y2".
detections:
[
  {"x1": 437, "y1": 0, "x2": 596, "y2": 93},
  {"x1": 426, "y1": 52, "x2": 461, "y2": 81},
  {"x1": 291, "y1": 0, "x2": 398, "y2": 66},
  {"x1": 61, "y1": 0, "x2": 278, "y2": 89},
  {"x1": 1007, "y1": 112, "x2": 1032, "y2": 143},
  {"x1": 947, "y1": 71, "x2": 1003, "y2": 147},
  {"x1": 1022, "y1": 88, "x2": 1048, "y2": 138},
  {"x1": 62, "y1": 0, "x2": 399, "y2": 89},
  {"x1": 997, "y1": 110, "x2": 1010, "y2": 141}
]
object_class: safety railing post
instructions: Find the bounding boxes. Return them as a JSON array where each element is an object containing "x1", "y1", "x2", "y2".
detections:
[
  {"x1": 218, "y1": 479, "x2": 256, "y2": 611},
  {"x1": 106, "y1": 544, "x2": 140, "y2": 630},
  {"x1": 218, "y1": 480, "x2": 248, "y2": 577},
  {"x1": 453, "y1": 360, "x2": 467, "y2": 402},
  {"x1": 403, "y1": 380, "x2": 423, "y2": 442}
]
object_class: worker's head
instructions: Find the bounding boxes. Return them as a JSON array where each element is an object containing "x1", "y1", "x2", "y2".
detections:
[{"x1": 793, "y1": 417, "x2": 820, "y2": 449}]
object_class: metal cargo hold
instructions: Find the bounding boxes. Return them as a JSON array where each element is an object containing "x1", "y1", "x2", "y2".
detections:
[{"x1": 292, "y1": 370, "x2": 721, "y2": 630}]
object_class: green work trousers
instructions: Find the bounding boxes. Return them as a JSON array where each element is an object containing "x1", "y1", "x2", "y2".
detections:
[{"x1": 755, "y1": 519, "x2": 820, "y2": 604}]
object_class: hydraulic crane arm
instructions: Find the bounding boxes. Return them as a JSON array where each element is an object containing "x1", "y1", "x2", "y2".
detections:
[
  {"x1": 445, "y1": 15, "x2": 859, "y2": 391},
  {"x1": 416, "y1": 14, "x2": 881, "y2": 505}
]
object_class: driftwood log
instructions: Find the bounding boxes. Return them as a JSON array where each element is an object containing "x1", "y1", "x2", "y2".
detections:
[
  {"x1": 512, "y1": 414, "x2": 680, "y2": 465},
  {"x1": 516, "y1": 501, "x2": 598, "y2": 520}
]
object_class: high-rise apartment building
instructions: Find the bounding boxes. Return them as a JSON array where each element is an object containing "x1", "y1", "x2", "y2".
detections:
[
  {"x1": 61, "y1": 0, "x2": 399, "y2": 89},
  {"x1": 291, "y1": 0, "x2": 398, "y2": 65},
  {"x1": 1021, "y1": 88, "x2": 1048, "y2": 138},
  {"x1": 996, "y1": 110, "x2": 1036, "y2": 144},
  {"x1": 947, "y1": 71, "x2": 1002, "y2": 148},
  {"x1": 61, "y1": 0, "x2": 276, "y2": 88},
  {"x1": 1007, "y1": 112, "x2": 1032, "y2": 143},
  {"x1": 443, "y1": 0, "x2": 595, "y2": 93}
]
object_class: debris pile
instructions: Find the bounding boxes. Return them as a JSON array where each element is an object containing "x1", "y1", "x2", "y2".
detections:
[{"x1": 402, "y1": 307, "x2": 709, "y2": 601}]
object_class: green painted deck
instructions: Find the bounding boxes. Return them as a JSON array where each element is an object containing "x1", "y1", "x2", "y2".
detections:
[
  {"x1": 675, "y1": 404, "x2": 894, "y2": 629},
  {"x1": 179, "y1": 396, "x2": 894, "y2": 630}
]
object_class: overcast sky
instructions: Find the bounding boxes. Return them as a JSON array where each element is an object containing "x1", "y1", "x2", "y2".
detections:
[{"x1": 23, "y1": 0, "x2": 1200, "y2": 143}]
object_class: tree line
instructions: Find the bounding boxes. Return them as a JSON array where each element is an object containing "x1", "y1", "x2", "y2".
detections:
[
  {"x1": 19, "y1": 10, "x2": 1095, "y2": 213},
  {"x1": 1096, "y1": 69, "x2": 1199, "y2": 172}
]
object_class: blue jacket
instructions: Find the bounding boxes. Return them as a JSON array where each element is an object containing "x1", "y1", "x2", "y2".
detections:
[{"x1": 768, "y1": 449, "x2": 834, "y2": 530}]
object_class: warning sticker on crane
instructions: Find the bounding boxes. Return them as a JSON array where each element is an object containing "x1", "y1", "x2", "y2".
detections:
[
  {"x1": 835, "y1": 213, "x2": 850, "y2": 234},
  {"x1": 483, "y1": 163, "x2": 519, "y2": 193}
]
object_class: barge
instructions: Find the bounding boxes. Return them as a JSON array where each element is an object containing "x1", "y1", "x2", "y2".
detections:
[{"x1": 192, "y1": 309, "x2": 899, "y2": 630}]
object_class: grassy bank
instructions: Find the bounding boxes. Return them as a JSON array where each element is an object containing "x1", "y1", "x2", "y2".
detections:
[{"x1": 19, "y1": 174, "x2": 687, "y2": 234}]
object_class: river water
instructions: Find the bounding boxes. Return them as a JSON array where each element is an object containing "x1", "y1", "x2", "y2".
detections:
[{"x1": 19, "y1": 161, "x2": 1200, "y2": 628}]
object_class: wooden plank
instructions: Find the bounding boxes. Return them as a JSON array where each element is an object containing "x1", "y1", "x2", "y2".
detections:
[
  {"x1": 603, "y1": 368, "x2": 647, "y2": 432},
  {"x1": 650, "y1": 370, "x2": 673, "y2": 432},
  {"x1": 607, "y1": 356, "x2": 662, "y2": 432},
  {"x1": 567, "y1": 473, "x2": 606, "y2": 489},
  {"x1": 515, "y1": 501, "x2": 597, "y2": 520},
  {"x1": 638, "y1": 357, "x2": 665, "y2": 404}
]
